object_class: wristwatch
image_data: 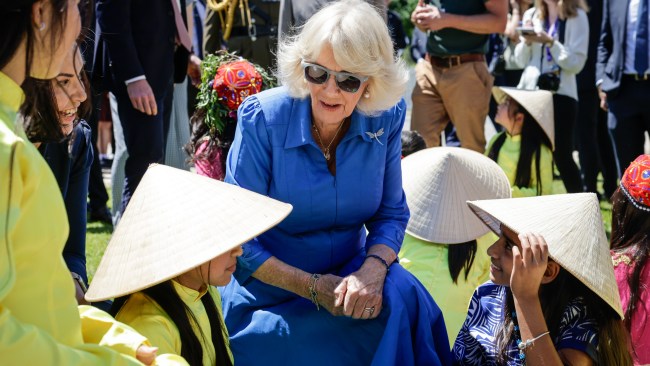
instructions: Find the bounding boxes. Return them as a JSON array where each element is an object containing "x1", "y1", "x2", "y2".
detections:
[{"x1": 71, "y1": 272, "x2": 88, "y2": 293}]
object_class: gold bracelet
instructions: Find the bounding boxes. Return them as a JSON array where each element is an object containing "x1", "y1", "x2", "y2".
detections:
[{"x1": 308, "y1": 274, "x2": 321, "y2": 311}]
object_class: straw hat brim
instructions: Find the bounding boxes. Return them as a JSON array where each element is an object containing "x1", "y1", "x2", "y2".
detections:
[
  {"x1": 85, "y1": 164, "x2": 292, "y2": 302},
  {"x1": 466, "y1": 193, "x2": 623, "y2": 319},
  {"x1": 402, "y1": 147, "x2": 511, "y2": 243},
  {"x1": 492, "y1": 87, "x2": 555, "y2": 150}
]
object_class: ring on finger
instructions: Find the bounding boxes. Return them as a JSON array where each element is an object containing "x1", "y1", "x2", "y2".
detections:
[{"x1": 363, "y1": 306, "x2": 375, "y2": 316}]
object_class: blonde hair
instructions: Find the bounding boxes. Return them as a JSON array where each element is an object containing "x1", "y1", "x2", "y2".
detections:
[
  {"x1": 535, "y1": 0, "x2": 589, "y2": 20},
  {"x1": 276, "y1": 0, "x2": 408, "y2": 115}
]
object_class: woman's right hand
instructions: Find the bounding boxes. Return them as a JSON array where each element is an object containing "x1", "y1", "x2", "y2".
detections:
[
  {"x1": 510, "y1": 232, "x2": 549, "y2": 301},
  {"x1": 315, "y1": 274, "x2": 345, "y2": 316}
]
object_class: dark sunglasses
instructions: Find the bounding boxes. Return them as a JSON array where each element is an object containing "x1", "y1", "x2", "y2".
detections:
[{"x1": 301, "y1": 61, "x2": 368, "y2": 93}]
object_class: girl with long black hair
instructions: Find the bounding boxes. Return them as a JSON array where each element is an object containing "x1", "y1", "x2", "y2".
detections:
[
  {"x1": 84, "y1": 165, "x2": 292, "y2": 366},
  {"x1": 611, "y1": 154, "x2": 650, "y2": 365},
  {"x1": 453, "y1": 193, "x2": 632, "y2": 365},
  {"x1": 487, "y1": 87, "x2": 554, "y2": 197},
  {"x1": 399, "y1": 147, "x2": 511, "y2": 345}
]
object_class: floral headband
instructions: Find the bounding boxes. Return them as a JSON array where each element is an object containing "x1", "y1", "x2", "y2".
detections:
[
  {"x1": 196, "y1": 51, "x2": 276, "y2": 135},
  {"x1": 620, "y1": 154, "x2": 650, "y2": 212}
]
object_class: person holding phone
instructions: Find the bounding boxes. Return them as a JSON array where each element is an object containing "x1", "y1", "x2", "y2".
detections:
[{"x1": 512, "y1": 0, "x2": 589, "y2": 194}]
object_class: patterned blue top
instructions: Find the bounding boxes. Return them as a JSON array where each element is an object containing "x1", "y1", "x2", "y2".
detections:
[{"x1": 452, "y1": 282, "x2": 599, "y2": 365}]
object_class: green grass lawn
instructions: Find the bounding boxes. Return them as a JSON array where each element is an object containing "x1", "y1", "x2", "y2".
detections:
[{"x1": 85, "y1": 179, "x2": 614, "y2": 282}]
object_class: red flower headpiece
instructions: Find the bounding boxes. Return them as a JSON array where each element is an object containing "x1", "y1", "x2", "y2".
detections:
[
  {"x1": 213, "y1": 60, "x2": 263, "y2": 113},
  {"x1": 620, "y1": 154, "x2": 650, "y2": 212}
]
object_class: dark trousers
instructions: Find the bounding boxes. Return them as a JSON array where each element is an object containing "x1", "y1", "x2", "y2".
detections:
[
  {"x1": 87, "y1": 87, "x2": 110, "y2": 213},
  {"x1": 114, "y1": 80, "x2": 174, "y2": 213},
  {"x1": 553, "y1": 94, "x2": 583, "y2": 193},
  {"x1": 576, "y1": 87, "x2": 618, "y2": 197},
  {"x1": 607, "y1": 76, "x2": 650, "y2": 177}
]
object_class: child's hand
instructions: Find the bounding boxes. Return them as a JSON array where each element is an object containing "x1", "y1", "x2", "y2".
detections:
[
  {"x1": 510, "y1": 232, "x2": 549, "y2": 301},
  {"x1": 135, "y1": 345, "x2": 158, "y2": 365}
]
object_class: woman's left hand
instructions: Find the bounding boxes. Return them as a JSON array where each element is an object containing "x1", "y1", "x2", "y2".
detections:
[
  {"x1": 334, "y1": 260, "x2": 387, "y2": 320},
  {"x1": 510, "y1": 232, "x2": 549, "y2": 301}
]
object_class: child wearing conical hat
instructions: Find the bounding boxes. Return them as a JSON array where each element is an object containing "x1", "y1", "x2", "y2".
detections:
[
  {"x1": 487, "y1": 87, "x2": 555, "y2": 197},
  {"x1": 86, "y1": 165, "x2": 292, "y2": 366},
  {"x1": 611, "y1": 155, "x2": 650, "y2": 365},
  {"x1": 398, "y1": 147, "x2": 511, "y2": 345},
  {"x1": 453, "y1": 193, "x2": 632, "y2": 365}
]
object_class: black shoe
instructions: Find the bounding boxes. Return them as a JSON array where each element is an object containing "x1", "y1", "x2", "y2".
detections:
[{"x1": 89, "y1": 207, "x2": 113, "y2": 225}]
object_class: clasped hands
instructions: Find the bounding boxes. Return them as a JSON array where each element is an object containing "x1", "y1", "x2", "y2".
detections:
[
  {"x1": 314, "y1": 259, "x2": 387, "y2": 320},
  {"x1": 411, "y1": 1, "x2": 447, "y2": 32}
]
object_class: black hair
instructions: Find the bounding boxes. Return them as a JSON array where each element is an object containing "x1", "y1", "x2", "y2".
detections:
[
  {"x1": 495, "y1": 266, "x2": 632, "y2": 365},
  {"x1": 610, "y1": 187, "x2": 650, "y2": 359},
  {"x1": 184, "y1": 108, "x2": 238, "y2": 179},
  {"x1": 401, "y1": 130, "x2": 426, "y2": 157},
  {"x1": 448, "y1": 240, "x2": 478, "y2": 284},
  {"x1": 487, "y1": 100, "x2": 552, "y2": 196},
  {"x1": 21, "y1": 43, "x2": 90, "y2": 144},
  {"x1": 111, "y1": 281, "x2": 233, "y2": 366},
  {"x1": 0, "y1": 0, "x2": 70, "y2": 78}
]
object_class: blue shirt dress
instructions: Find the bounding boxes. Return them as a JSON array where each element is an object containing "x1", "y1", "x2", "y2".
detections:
[
  {"x1": 220, "y1": 87, "x2": 452, "y2": 366},
  {"x1": 452, "y1": 282, "x2": 599, "y2": 365}
]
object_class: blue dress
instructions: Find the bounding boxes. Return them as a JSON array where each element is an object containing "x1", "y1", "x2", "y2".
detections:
[
  {"x1": 221, "y1": 87, "x2": 452, "y2": 366},
  {"x1": 452, "y1": 282, "x2": 599, "y2": 365}
]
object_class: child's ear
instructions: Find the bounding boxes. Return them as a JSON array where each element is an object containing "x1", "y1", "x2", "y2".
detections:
[{"x1": 540, "y1": 261, "x2": 560, "y2": 284}]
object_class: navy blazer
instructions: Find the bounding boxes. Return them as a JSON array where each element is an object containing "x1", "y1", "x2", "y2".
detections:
[
  {"x1": 96, "y1": 0, "x2": 189, "y2": 98},
  {"x1": 597, "y1": 0, "x2": 629, "y2": 96}
]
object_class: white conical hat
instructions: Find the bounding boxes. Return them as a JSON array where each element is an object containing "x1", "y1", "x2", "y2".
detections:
[
  {"x1": 492, "y1": 86, "x2": 555, "y2": 150},
  {"x1": 86, "y1": 164, "x2": 292, "y2": 302},
  {"x1": 467, "y1": 193, "x2": 623, "y2": 318},
  {"x1": 402, "y1": 147, "x2": 511, "y2": 244}
]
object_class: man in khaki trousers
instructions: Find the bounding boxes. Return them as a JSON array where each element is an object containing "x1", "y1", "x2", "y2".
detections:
[{"x1": 411, "y1": 0, "x2": 507, "y2": 153}]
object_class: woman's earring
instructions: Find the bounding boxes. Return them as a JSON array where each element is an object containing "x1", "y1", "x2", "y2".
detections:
[
  {"x1": 39, "y1": 22, "x2": 46, "y2": 31},
  {"x1": 363, "y1": 90, "x2": 370, "y2": 99}
]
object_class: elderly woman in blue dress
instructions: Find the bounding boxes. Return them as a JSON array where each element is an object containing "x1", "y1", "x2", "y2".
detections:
[{"x1": 220, "y1": 1, "x2": 451, "y2": 365}]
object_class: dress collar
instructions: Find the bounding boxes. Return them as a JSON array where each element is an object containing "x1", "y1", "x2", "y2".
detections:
[
  {"x1": 172, "y1": 280, "x2": 209, "y2": 303},
  {"x1": 283, "y1": 97, "x2": 374, "y2": 149}
]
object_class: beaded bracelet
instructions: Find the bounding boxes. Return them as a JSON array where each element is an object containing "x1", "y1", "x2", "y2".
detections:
[
  {"x1": 365, "y1": 254, "x2": 390, "y2": 272},
  {"x1": 517, "y1": 330, "x2": 550, "y2": 360},
  {"x1": 308, "y1": 273, "x2": 321, "y2": 311}
]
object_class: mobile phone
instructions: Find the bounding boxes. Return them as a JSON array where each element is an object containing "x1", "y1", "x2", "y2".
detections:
[{"x1": 516, "y1": 27, "x2": 536, "y2": 36}]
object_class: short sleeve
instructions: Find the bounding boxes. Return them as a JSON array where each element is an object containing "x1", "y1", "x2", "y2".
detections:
[{"x1": 554, "y1": 297, "x2": 599, "y2": 362}]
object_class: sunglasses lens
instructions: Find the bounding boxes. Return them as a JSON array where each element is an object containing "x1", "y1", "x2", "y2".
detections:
[
  {"x1": 304, "y1": 65, "x2": 329, "y2": 84},
  {"x1": 335, "y1": 75, "x2": 361, "y2": 93}
]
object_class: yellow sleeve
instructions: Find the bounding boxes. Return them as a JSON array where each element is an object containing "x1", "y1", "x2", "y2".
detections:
[
  {"x1": 0, "y1": 132, "x2": 187, "y2": 366},
  {"x1": 79, "y1": 305, "x2": 148, "y2": 357}
]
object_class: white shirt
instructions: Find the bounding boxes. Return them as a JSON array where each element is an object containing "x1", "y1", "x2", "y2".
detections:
[
  {"x1": 513, "y1": 7, "x2": 589, "y2": 100},
  {"x1": 625, "y1": 0, "x2": 650, "y2": 74}
]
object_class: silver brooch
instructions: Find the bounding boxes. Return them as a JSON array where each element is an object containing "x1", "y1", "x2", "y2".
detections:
[{"x1": 365, "y1": 128, "x2": 384, "y2": 145}]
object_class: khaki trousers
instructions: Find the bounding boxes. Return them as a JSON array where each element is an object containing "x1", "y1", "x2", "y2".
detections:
[{"x1": 410, "y1": 59, "x2": 493, "y2": 153}]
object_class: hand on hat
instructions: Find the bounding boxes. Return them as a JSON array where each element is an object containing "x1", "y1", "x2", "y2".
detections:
[{"x1": 510, "y1": 232, "x2": 549, "y2": 301}]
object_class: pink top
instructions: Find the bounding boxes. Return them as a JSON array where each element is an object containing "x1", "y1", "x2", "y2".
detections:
[
  {"x1": 612, "y1": 248, "x2": 650, "y2": 365},
  {"x1": 194, "y1": 138, "x2": 225, "y2": 181}
]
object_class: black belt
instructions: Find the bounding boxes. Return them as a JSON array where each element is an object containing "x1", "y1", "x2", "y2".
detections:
[
  {"x1": 229, "y1": 25, "x2": 277, "y2": 38},
  {"x1": 623, "y1": 73, "x2": 650, "y2": 81}
]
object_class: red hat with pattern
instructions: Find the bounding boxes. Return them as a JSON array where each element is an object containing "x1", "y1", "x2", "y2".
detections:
[
  {"x1": 213, "y1": 60, "x2": 263, "y2": 112},
  {"x1": 620, "y1": 154, "x2": 650, "y2": 212}
]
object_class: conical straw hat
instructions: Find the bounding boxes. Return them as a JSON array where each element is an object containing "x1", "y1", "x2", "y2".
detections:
[
  {"x1": 492, "y1": 86, "x2": 555, "y2": 150},
  {"x1": 467, "y1": 193, "x2": 623, "y2": 318},
  {"x1": 86, "y1": 164, "x2": 292, "y2": 302},
  {"x1": 402, "y1": 147, "x2": 511, "y2": 244}
]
